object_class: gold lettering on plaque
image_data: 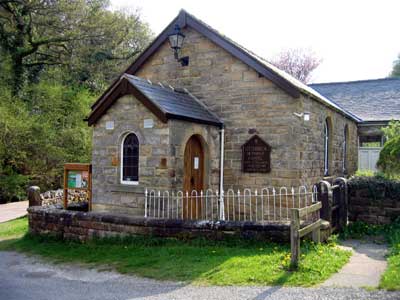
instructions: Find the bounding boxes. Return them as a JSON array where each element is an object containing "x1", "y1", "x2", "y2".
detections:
[{"x1": 241, "y1": 135, "x2": 271, "y2": 173}]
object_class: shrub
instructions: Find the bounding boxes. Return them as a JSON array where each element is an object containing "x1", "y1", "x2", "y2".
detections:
[
  {"x1": 0, "y1": 82, "x2": 94, "y2": 203},
  {"x1": 0, "y1": 167, "x2": 29, "y2": 203},
  {"x1": 348, "y1": 175, "x2": 400, "y2": 201},
  {"x1": 354, "y1": 170, "x2": 376, "y2": 177},
  {"x1": 378, "y1": 121, "x2": 400, "y2": 177}
]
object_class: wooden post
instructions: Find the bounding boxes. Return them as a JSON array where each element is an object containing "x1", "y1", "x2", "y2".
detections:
[
  {"x1": 312, "y1": 224, "x2": 321, "y2": 243},
  {"x1": 63, "y1": 167, "x2": 68, "y2": 209},
  {"x1": 334, "y1": 177, "x2": 348, "y2": 231},
  {"x1": 290, "y1": 208, "x2": 300, "y2": 269},
  {"x1": 88, "y1": 164, "x2": 92, "y2": 211},
  {"x1": 319, "y1": 181, "x2": 332, "y2": 224},
  {"x1": 343, "y1": 179, "x2": 348, "y2": 227}
]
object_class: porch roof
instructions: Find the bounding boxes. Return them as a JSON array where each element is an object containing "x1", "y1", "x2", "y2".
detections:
[{"x1": 87, "y1": 74, "x2": 223, "y2": 127}]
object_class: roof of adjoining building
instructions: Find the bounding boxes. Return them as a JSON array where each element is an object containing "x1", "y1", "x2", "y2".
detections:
[
  {"x1": 87, "y1": 74, "x2": 223, "y2": 127},
  {"x1": 89, "y1": 9, "x2": 360, "y2": 125},
  {"x1": 309, "y1": 78, "x2": 400, "y2": 122}
]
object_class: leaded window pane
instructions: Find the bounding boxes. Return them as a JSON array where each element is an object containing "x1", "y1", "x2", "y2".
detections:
[{"x1": 122, "y1": 133, "x2": 139, "y2": 182}]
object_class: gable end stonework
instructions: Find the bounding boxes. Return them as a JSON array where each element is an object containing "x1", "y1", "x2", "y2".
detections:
[{"x1": 89, "y1": 10, "x2": 358, "y2": 215}]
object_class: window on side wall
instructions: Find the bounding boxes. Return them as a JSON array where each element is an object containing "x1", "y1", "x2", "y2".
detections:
[
  {"x1": 324, "y1": 119, "x2": 330, "y2": 176},
  {"x1": 121, "y1": 133, "x2": 139, "y2": 185},
  {"x1": 343, "y1": 125, "x2": 348, "y2": 174}
]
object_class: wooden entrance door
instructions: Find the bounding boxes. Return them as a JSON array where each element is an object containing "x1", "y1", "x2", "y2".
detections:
[{"x1": 183, "y1": 135, "x2": 204, "y2": 219}]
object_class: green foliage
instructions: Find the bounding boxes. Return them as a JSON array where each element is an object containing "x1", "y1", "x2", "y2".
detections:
[
  {"x1": 0, "y1": 2, "x2": 152, "y2": 202},
  {"x1": 0, "y1": 81, "x2": 95, "y2": 202},
  {"x1": 382, "y1": 250, "x2": 400, "y2": 290},
  {"x1": 354, "y1": 170, "x2": 376, "y2": 177},
  {"x1": 0, "y1": 167, "x2": 29, "y2": 202},
  {"x1": 0, "y1": 217, "x2": 28, "y2": 240},
  {"x1": 391, "y1": 53, "x2": 400, "y2": 77},
  {"x1": 348, "y1": 175, "x2": 400, "y2": 203},
  {"x1": 378, "y1": 121, "x2": 400, "y2": 177},
  {"x1": 382, "y1": 120, "x2": 400, "y2": 140},
  {"x1": 0, "y1": 0, "x2": 152, "y2": 94},
  {"x1": 341, "y1": 221, "x2": 389, "y2": 240},
  {"x1": 0, "y1": 217, "x2": 351, "y2": 287}
]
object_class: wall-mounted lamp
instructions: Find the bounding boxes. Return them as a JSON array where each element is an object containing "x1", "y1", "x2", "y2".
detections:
[
  {"x1": 168, "y1": 24, "x2": 189, "y2": 66},
  {"x1": 293, "y1": 112, "x2": 310, "y2": 121}
]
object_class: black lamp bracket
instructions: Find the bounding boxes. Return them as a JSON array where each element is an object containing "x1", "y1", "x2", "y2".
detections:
[{"x1": 178, "y1": 56, "x2": 189, "y2": 66}]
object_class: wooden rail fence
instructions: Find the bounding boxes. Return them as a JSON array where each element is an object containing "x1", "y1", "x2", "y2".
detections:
[{"x1": 290, "y1": 201, "x2": 322, "y2": 268}]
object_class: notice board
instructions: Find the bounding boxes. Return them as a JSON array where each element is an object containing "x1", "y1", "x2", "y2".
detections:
[{"x1": 63, "y1": 163, "x2": 92, "y2": 210}]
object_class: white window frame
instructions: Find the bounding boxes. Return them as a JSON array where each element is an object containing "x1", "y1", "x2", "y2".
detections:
[
  {"x1": 342, "y1": 125, "x2": 347, "y2": 174},
  {"x1": 324, "y1": 119, "x2": 329, "y2": 176},
  {"x1": 120, "y1": 132, "x2": 139, "y2": 185}
]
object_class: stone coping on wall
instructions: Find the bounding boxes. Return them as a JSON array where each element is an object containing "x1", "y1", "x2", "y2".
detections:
[{"x1": 28, "y1": 206, "x2": 299, "y2": 242}]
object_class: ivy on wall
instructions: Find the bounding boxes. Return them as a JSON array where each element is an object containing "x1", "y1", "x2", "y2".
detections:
[{"x1": 348, "y1": 176, "x2": 400, "y2": 202}]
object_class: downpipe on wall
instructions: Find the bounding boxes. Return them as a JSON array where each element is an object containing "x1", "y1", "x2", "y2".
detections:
[{"x1": 219, "y1": 126, "x2": 225, "y2": 220}]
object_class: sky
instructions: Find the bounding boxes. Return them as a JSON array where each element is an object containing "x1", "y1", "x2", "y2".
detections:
[{"x1": 111, "y1": 0, "x2": 400, "y2": 83}]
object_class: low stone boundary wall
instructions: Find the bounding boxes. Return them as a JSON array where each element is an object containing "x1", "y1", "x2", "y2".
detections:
[
  {"x1": 348, "y1": 177, "x2": 400, "y2": 225},
  {"x1": 28, "y1": 206, "x2": 292, "y2": 242}
]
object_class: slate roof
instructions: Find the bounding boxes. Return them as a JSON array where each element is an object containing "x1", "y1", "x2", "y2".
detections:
[
  {"x1": 309, "y1": 78, "x2": 400, "y2": 122},
  {"x1": 122, "y1": 74, "x2": 223, "y2": 126}
]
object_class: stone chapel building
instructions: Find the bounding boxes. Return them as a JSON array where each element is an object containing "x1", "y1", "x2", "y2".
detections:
[{"x1": 87, "y1": 10, "x2": 359, "y2": 214}]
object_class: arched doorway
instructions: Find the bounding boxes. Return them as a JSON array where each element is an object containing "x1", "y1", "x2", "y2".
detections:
[{"x1": 183, "y1": 135, "x2": 205, "y2": 219}]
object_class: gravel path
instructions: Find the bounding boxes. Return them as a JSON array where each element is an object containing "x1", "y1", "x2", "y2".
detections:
[
  {"x1": 0, "y1": 251, "x2": 399, "y2": 300},
  {"x1": 0, "y1": 201, "x2": 28, "y2": 223}
]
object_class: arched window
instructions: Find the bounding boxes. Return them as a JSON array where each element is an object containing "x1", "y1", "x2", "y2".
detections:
[
  {"x1": 343, "y1": 125, "x2": 348, "y2": 174},
  {"x1": 324, "y1": 119, "x2": 330, "y2": 176},
  {"x1": 121, "y1": 133, "x2": 139, "y2": 184}
]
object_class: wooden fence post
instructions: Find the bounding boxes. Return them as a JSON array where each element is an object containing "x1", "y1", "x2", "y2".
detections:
[
  {"x1": 318, "y1": 181, "x2": 332, "y2": 224},
  {"x1": 63, "y1": 166, "x2": 68, "y2": 209},
  {"x1": 290, "y1": 208, "x2": 300, "y2": 269},
  {"x1": 312, "y1": 225, "x2": 321, "y2": 243},
  {"x1": 290, "y1": 202, "x2": 322, "y2": 268},
  {"x1": 334, "y1": 177, "x2": 348, "y2": 231}
]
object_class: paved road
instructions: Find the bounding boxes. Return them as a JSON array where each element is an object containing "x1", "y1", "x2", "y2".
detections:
[
  {"x1": 0, "y1": 201, "x2": 28, "y2": 223},
  {"x1": 0, "y1": 252, "x2": 399, "y2": 300}
]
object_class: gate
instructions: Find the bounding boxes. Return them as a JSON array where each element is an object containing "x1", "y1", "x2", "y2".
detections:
[
  {"x1": 318, "y1": 177, "x2": 348, "y2": 232},
  {"x1": 358, "y1": 147, "x2": 381, "y2": 171}
]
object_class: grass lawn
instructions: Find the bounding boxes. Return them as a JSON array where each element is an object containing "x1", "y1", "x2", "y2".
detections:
[
  {"x1": 0, "y1": 217, "x2": 28, "y2": 240},
  {"x1": 0, "y1": 217, "x2": 351, "y2": 286},
  {"x1": 342, "y1": 218, "x2": 400, "y2": 291},
  {"x1": 379, "y1": 223, "x2": 400, "y2": 291}
]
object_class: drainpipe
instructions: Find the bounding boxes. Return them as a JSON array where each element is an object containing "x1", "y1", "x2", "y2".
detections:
[{"x1": 219, "y1": 126, "x2": 225, "y2": 221}]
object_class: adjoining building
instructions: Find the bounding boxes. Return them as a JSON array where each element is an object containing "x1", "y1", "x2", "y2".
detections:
[{"x1": 310, "y1": 78, "x2": 400, "y2": 172}]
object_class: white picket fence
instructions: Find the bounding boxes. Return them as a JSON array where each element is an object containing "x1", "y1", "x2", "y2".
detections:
[{"x1": 144, "y1": 186, "x2": 319, "y2": 223}]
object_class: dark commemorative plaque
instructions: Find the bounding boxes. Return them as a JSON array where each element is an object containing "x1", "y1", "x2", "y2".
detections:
[{"x1": 242, "y1": 135, "x2": 271, "y2": 173}]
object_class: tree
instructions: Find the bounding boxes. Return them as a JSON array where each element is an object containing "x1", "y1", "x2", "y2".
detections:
[
  {"x1": 377, "y1": 121, "x2": 400, "y2": 177},
  {"x1": 0, "y1": 1, "x2": 153, "y2": 202},
  {"x1": 271, "y1": 48, "x2": 322, "y2": 83},
  {"x1": 0, "y1": 0, "x2": 152, "y2": 94},
  {"x1": 0, "y1": 78, "x2": 95, "y2": 203},
  {"x1": 390, "y1": 53, "x2": 400, "y2": 77}
]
